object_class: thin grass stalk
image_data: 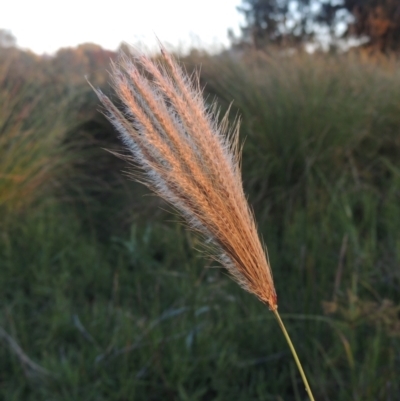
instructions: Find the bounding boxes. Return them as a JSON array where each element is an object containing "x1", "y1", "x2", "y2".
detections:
[{"x1": 273, "y1": 309, "x2": 316, "y2": 401}]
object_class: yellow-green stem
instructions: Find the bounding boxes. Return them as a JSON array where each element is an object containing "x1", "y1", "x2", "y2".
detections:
[{"x1": 272, "y1": 309, "x2": 316, "y2": 401}]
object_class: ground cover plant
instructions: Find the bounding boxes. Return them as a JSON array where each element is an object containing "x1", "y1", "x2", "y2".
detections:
[{"x1": 0, "y1": 46, "x2": 400, "y2": 400}]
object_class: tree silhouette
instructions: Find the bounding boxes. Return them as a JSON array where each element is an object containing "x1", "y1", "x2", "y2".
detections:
[{"x1": 238, "y1": 0, "x2": 400, "y2": 52}]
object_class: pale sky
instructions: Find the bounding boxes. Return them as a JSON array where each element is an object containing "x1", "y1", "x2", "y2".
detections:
[{"x1": 1, "y1": 0, "x2": 245, "y2": 54}]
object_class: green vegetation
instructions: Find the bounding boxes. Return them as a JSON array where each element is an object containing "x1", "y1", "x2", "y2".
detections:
[{"x1": 1, "y1": 46, "x2": 400, "y2": 400}]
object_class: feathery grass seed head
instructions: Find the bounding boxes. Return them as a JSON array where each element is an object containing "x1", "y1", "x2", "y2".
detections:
[{"x1": 92, "y1": 48, "x2": 277, "y2": 309}]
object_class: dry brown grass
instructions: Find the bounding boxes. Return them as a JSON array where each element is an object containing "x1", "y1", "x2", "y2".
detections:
[{"x1": 92, "y1": 47, "x2": 277, "y2": 310}]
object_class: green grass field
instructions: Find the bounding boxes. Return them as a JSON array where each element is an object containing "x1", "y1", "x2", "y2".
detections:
[{"x1": 1, "y1": 46, "x2": 400, "y2": 400}]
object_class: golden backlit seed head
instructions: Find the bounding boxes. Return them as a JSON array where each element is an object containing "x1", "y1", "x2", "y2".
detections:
[{"x1": 92, "y1": 47, "x2": 277, "y2": 309}]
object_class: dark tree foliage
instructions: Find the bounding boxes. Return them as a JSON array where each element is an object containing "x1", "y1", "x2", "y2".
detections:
[
  {"x1": 238, "y1": 0, "x2": 400, "y2": 52},
  {"x1": 344, "y1": 0, "x2": 400, "y2": 52},
  {"x1": 237, "y1": 0, "x2": 315, "y2": 48}
]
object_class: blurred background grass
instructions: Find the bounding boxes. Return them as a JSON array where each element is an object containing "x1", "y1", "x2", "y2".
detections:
[{"x1": 1, "y1": 40, "x2": 400, "y2": 400}]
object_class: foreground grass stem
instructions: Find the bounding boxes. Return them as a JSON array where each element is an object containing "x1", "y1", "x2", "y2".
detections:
[{"x1": 273, "y1": 309, "x2": 316, "y2": 401}]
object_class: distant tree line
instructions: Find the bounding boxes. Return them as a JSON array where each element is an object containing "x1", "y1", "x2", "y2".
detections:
[
  {"x1": 237, "y1": 0, "x2": 400, "y2": 53},
  {"x1": 0, "y1": 29, "x2": 16, "y2": 48}
]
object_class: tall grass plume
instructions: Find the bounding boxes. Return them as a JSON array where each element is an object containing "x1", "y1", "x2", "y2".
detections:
[{"x1": 91, "y1": 46, "x2": 315, "y2": 400}]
